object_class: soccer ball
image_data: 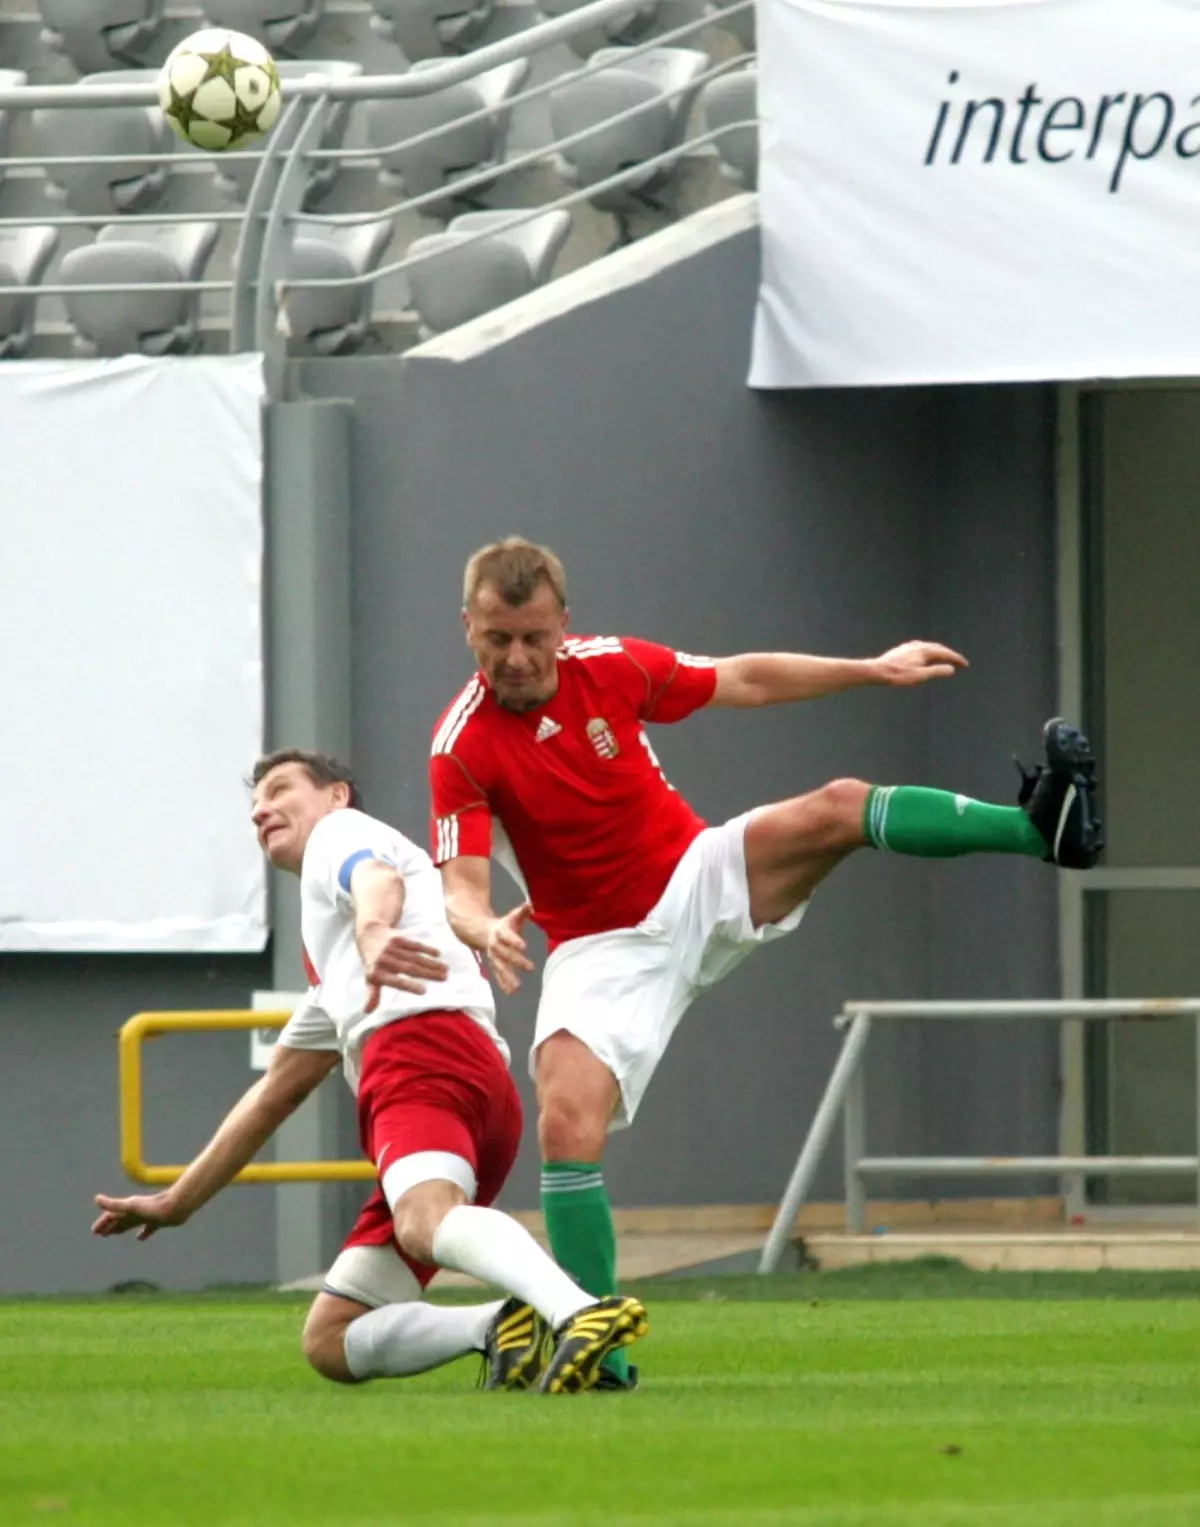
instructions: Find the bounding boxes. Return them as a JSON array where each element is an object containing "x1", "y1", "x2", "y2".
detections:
[{"x1": 157, "y1": 29, "x2": 282, "y2": 152}]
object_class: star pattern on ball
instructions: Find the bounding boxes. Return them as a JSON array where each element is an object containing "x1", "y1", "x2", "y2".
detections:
[{"x1": 166, "y1": 42, "x2": 281, "y2": 146}]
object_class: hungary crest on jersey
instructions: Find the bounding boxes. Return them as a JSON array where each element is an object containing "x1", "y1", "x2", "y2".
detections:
[{"x1": 586, "y1": 717, "x2": 620, "y2": 759}]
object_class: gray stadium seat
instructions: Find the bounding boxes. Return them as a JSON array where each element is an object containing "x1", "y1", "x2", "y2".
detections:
[
  {"x1": 711, "y1": 0, "x2": 754, "y2": 51},
  {"x1": 279, "y1": 217, "x2": 393, "y2": 354},
  {"x1": 214, "y1": 59, "x2": 363, "y2": 206},
  {"x1": 701, "y1": 67, "x2": 756, "y2": 189},
  {"x1": 0, "y1": 226, "x2": 59, "y2": 358},
  {"x1": 405, "y1": 208, "x2": 570, "y2": 335},
  {"x1": 38, "y1": 0, "x2": 165, "y2": 75},
  {"x1": 59, "y1": 221, "x2": 219, "y2": 355},
  {"x1": 536, "y1": 0, "x2": 659, "y2": 55},
  {"x1": 550, "y1": 46, "x2": 707, "y2": 211},
  {"x1": 369, "y1": 0, "x2": 494, "y2": 63},
  {"x1": 34, "y1": 78, "x2": 173, "y2": 217},
  {"x1": 200, "y1": 1, "x2": 325, "y2": 56},
  {"x1": 0, "y1": 71, "x2": 28, "y2": 185},
  {"x1": 367, "y1": 58, "x2": 529, "y2": 211}
]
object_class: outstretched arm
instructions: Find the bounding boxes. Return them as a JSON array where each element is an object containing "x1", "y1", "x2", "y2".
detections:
[
  {"x1": 92, "y1": 1043, "x2": 340, "y2": 1239},
  {"x1": 708, "y1": 642, "x2": 968, "y2": 708},
  {"x1": 440, "y1": 855, "x2": 534, "y2": 995}
]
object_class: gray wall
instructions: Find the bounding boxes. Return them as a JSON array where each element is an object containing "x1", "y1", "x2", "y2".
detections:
[
  {"x1": 0, "y1": 219, "x2": 1060, "y2": 1293},
  {"x1": 0, "y1": 953, "x2": 273, "y2": 1294}
]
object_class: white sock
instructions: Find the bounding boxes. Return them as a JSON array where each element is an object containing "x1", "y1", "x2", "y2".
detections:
[
  {"x1": 343, "y1": 1298, "x2": 503, "y2": 1380},
  {"x1": 431, "y1": 1204, "x2": 595, "y2": 1331}
]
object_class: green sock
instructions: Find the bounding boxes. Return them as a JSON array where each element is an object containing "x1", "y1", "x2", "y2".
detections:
[
  {"x1": 864, "y1": 785, "x2": 1046, "y2": 858},
  {"x1": 540, "y1": 1160, "x2": 629, "y2": 1383}
]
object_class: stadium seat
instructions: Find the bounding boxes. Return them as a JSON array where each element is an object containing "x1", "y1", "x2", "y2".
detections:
[
  {"x1": 367, "y1": 58, "x2": 529, "y2": 210},
  {"x1": 59, "y1": 221, "x2": 220, "y2": 355},
  {"x1": 369, "y1": 0, "x2": 494, "y2": 63},
  {"x1": 0, "y1": 70, "x2": 28, "y2": 184},
  {"x1": 214, "y1": 59, "x2": 363, "y2": 206},
  {"x1": 279, "y1": 217, "x2": 394, "y2": 354},
  {"x1": 34, "y1": 78, "x2": 174, "y2": 217},
  {"x1": 405, "y1": 208, "x2": 570, "y2": 335},
  {"x1": 711, "y1": 0, "x2": 754, "y2": 50},
  {"x1": 200, "y1": 1, "x2": 325, "y2": 56},
  {"x1": 701, "y1": 66, "x2": 756, "y2": 189},
  {"x1": 37, "y1": 0, "x2": 165, "y2": 75},
  {"x1": 549, "y1": 46, "x2": 707, "y2": 211},
  {"x1": 0, "y1": 226, "x2": 59, "y2": 358},
  {"x1": 536, "y1": 0, "x2": 659, "y2": 57}
]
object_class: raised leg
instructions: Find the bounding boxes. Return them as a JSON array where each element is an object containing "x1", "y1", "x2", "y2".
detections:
[{"x1": 744, "y1": 778, "x2": 871, "y2": 928}]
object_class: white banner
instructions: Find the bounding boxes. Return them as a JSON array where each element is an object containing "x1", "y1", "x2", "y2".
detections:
[
  {"x1": 0, "y1": 355, "x2": 267, "y2": 951},
  {"x1": 750, "y1": 0, "x2": 1200, "y2": 386}
]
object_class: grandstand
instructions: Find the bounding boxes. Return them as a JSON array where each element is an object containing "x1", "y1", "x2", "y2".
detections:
[{"x1": 0, "y1": 0, "x2": 755, "y2": 356}]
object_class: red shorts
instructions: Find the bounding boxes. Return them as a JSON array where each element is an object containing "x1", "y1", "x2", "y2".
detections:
[{"x1": 342, "y1": 1010, "x2": 523, "y2": 1288}]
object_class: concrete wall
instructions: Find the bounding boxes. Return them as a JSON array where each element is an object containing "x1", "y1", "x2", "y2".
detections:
[
  {"x1": 0, "y1": 202, "x2": 1061, "y2": 1292},
  {"x1": 0, "y1": 953, "x2": 273, "y2": 1295}
]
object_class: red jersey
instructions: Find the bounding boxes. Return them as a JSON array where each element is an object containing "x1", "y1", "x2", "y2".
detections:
[{"x1": 429, "y1": 635, "x2": 718, "y2": 948}]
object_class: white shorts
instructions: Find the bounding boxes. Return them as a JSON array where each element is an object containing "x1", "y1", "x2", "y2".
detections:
[{"x1": 531, "y1": 811, "x2": 808, "y2": 1128}]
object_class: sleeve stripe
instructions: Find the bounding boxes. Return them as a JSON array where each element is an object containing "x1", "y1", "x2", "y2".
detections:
[
  {"x1": 676, "y1": 652, "x2": 715, "y2": 668},
  {"x1": 432, "y1": 678, "x2": 479, "y2": 754},
  {"x1": 432, "y1": 677, "x2": 485, "y2": 756},
  {"x1": 564, "y1": 636, "x2": 623, "y2": 660},
  {"x1": 434, "y1": 815, "x2": 461, "y2": 863}
]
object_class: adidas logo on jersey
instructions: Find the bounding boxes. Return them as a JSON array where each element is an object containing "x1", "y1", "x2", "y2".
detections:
[{"x1": 535, "y1": 717, "x2": 562, "y2": 742}]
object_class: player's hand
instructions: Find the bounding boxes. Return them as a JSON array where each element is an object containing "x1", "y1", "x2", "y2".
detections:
[
  {"x1": 358, "y1": 927, "x2": 451, "y2": 1011},
  {"x1": 873, "y1": 641, "x2": 968, "y2": 687},
  {"x1": 485, "y1": 903, "x2": 536, "y2": 995},
  {"x1": 91, "y1": 1191, "x2": 185, "y2": 1241}
]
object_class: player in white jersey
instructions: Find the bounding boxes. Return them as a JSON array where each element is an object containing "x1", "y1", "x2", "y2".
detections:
[{"x1": 93, "y1": 749, "x2": 647, "y2": 1395}]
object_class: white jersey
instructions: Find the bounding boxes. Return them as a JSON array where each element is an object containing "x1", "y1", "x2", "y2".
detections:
[{"x1": 278, "y1": 807, "x2": 504, "y2": 1092}]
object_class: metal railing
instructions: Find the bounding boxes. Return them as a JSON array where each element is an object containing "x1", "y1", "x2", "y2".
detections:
[
  {"x1": 758, "y1": 998, "x2": 1200, "y2": 1272},
  {"x1": 0, "y1": 0, "x2": 755, "y2": 388},
  {"x1": 119, "y1": 1010, "x2": 375, "y2": 1184}
]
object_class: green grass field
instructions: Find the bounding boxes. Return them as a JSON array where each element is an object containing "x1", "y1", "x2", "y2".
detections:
[{"x1": 3, "y1": 1267, "x2": 1200, "y2": 1527}]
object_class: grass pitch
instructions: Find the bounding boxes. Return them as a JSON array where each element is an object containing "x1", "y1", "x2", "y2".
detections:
[{"x1": 3, "y1": 1267, "x2": 1200, "y2": 1526}]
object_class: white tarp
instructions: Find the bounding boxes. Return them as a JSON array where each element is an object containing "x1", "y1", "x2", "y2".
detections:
[
  {"x1": 750, "y1": 0, "x2": 1200, "y2": 387},
  {"x1": 0, "y1": 355, "x2": 267, "y2": 951}
]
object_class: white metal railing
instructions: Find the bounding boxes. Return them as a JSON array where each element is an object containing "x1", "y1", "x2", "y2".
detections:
[
  {"x1": 758, "y1": 998, "x2": 1200, "y2": 1272},
  {"x1": 0, "y1": 0, "x2": 755, "y2": 382}
]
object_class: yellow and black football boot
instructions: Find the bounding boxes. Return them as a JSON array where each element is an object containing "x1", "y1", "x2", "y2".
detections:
[
  {"x1": 539, "y1": 1296, "x2": 649, "y2": 1395},
  {"x1": 482, "y1": 1298, "x2": 552, "y2": 1390}
]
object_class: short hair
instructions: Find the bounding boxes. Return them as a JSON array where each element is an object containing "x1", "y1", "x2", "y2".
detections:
[
  {"x1": 463, "y1": 536, "x2": 567, "y2": 611},
  {"x1": 250, "y1": 749, "x2": 362, "y2": 810}
]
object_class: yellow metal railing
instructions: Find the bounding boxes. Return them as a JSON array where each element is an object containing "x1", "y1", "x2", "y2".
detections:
[{"x1": 119, "y1": 1010, "x2": 375, "y2": 1185}]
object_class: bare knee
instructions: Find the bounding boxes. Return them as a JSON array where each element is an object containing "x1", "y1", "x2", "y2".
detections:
[
  {"x1": 392, "y1": 1179, "x2": 467, "y2": 1266},
  {"x1": 538, "y1": 1093, "x2": 609, "y2": 1162},
  {"x1": 536, "y1": 1035, "x2": 615, "y2": 1162},
  {"x1": 302, "y1": 1297, "x2": 360, "y2": 1384},
  {"x1": 797, "y1": 778, "x2": 871, "y2": 850}
]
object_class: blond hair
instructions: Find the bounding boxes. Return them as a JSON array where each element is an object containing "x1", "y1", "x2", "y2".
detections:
[{"x1": 463, "y1": 536, "x2": 567, "y2": 610}]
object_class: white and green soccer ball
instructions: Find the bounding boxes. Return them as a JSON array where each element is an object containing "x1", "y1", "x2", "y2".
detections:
[{"x1": 157, "y1": 29, "x2": 282, "y2": 152}]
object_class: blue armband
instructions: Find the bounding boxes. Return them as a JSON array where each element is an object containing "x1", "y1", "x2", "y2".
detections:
[{"x1": 337, "y1": 849, "x2": 395, "y2": 892}]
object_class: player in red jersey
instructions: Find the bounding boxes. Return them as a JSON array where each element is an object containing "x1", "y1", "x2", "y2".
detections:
[{"x1": 430, "y1": 537, "x2": 1101, "y2": 1388}]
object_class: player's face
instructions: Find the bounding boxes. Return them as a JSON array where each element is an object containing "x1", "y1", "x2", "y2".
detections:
[
  {"x1": 465, "y1": 581, "x2": 567, "y2": 710},
  {"x1": 250, "y1": 763, "x2": 343, "y2": 873}
]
